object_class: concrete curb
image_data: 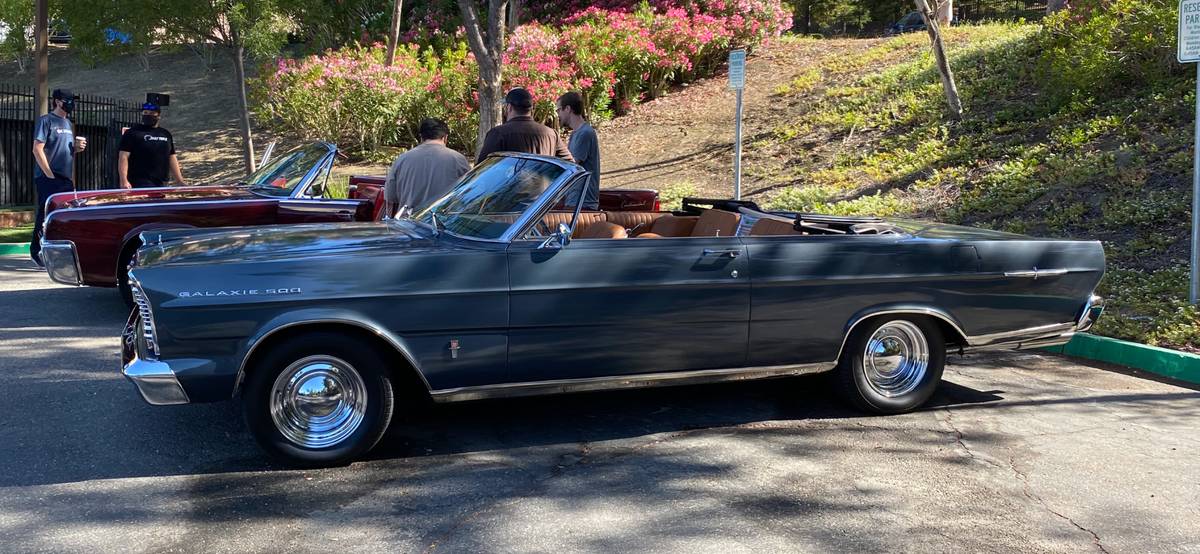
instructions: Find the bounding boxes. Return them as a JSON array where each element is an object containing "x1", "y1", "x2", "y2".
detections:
[
  {"x1": 1044, "y1": 333, "x2": 1200, "y2": 385},
  {"x1": 0, "y1": 243, "x2": 30, "y2": 256}
]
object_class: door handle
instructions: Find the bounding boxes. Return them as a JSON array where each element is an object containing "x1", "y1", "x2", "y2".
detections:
[{"x1": 703, "y1": 248, "x2": 741, "y2": 258}]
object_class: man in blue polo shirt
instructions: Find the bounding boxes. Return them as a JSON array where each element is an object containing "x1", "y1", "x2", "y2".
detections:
[{"x1": 30, "y1": 88, "x2": 86, "y2": 266}]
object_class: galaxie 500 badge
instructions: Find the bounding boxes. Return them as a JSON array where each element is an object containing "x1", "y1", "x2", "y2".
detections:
[{"x1": 178, "y1": 288, "x2": 302, "y2": 298}]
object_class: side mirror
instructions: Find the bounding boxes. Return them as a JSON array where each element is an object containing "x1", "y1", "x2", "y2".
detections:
[{"x1": 537, "y1": 222, "x2": 572, "y2": 249}]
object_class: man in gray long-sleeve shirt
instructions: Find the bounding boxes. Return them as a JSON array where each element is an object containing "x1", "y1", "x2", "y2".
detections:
[
  {"x1": 385, "y1": 118, "x2": 471, "y2": 217},
  {"x1": 557, "y1": 91, "x2": 600, "y2": 210}
]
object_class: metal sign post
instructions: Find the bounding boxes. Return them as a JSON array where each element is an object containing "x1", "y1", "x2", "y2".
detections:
[
  {"x1": 729, "y1": 48, "x2": 746, "y2": 200},
  {"x1": 1180, "y1": 0, "x2": 1200, "y2": 303}
]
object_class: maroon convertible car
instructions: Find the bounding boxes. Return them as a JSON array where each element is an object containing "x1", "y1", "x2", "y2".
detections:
[{"x1": 38, "y1": 142, "x2": 658, "y2": 303}]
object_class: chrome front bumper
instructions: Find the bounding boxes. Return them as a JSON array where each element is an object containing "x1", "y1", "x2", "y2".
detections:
[
  {"x1": 40, "y1": 239, "x2": 83, "y2": 286},
  {"x1": 121, "y1": 311, "x2": 189, "y2": 406}
]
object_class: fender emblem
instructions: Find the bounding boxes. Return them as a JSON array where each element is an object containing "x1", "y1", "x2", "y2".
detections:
[{"x1": 178, "y1": 288, "x2": 302, "y2": 298}]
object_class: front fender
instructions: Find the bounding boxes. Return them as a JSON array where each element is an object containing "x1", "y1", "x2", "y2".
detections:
[{"x1": 231, "y1": 307, "x2": 430, "y2": 398}]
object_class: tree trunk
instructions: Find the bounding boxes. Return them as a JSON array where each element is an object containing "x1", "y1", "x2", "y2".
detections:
[
  {"x1": 230, "y1": 32, "x2": 257, "y2": 173},
  {"x1": 34, "y1": 0, "x2": 48, "y2": 117},
  {"x1": 935, "y1": 0, "x2": 953, "y2": 25},
  {"x1": 915, "y1": 0, "x2": 962, "y2": 119},
  {"x1": 1046, "y1": 0, "x2": 1068, "y2": 13},
  {"x1": 458, "y1": 0, "x2": 510, "y2": 156},
  {"x1": 385, "y1": 0, "x2": 403, "y2": 66},
  {"x1": 507, "y1": 0, "x2": 522, "y2": 32}
]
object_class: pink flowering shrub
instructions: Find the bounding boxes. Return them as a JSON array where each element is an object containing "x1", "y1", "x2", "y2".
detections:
[
  {"x1": 253, "y1": 43, "x2": 479, "y2": 154},
  {"x1": 253, "y1": 0, "x2": 789, "y2": 156}
]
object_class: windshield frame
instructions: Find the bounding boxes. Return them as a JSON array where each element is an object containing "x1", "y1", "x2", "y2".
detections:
[
  {"x1": 242, "y1": 141, "x2": 337, "y2": 200},
  {"x1": 413, "y1": 153, "x2": 583, "y2": 243}
]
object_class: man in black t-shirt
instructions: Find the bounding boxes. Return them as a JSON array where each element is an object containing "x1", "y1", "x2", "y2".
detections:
[{"x1": 118, "y1": 102, "x2": 186, "y2": 188}]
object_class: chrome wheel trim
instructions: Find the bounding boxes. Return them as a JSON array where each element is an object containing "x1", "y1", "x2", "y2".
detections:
[
  {"x1": 269, "y1": 355, "x2": 368, "y2": 449},
  {"x1": 862, "y1": 320, "x2": 929, "y2": 398}
]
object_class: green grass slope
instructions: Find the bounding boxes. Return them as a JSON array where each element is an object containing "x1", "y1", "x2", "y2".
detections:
[{"x1": 756, "y1": 23, "x2": 1197, "y2": 351}]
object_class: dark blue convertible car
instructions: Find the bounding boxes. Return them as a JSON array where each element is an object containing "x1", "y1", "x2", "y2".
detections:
[{"x1": 121, "y1": 153, "x2": 1105, "y2": 466}]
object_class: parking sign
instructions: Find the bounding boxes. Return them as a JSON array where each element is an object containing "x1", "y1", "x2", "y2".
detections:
[
  {"x1": 1181, "y1": 0, "x2": 1200, "y2": 62},
  {"x1": 728, "y1": 49, "x2": 746, "y2": 90}
]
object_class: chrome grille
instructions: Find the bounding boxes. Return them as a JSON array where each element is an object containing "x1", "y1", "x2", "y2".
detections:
[{"x1": 130, "y1": 280, "x2": 160, "y2": 357}]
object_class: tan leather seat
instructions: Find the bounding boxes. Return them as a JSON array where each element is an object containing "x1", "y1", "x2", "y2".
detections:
[
  {"x1": 542, "y1": 211, "x2": 607, "y2": 237},
  {"x1": 749, "y1": 218, "x2": 803, "y2": 236},
  {"x1": 577, "y1": 221, "x2": 628, "y2": 239},
  {"x1": 643, "y1": 215, "x2": 699, "y2": 237},
  {"x1": 606, "y1": 211, "x2": 667, "y2": 236},
  {"x1": 691, "y1": 209, "x2": 741, "y2": 237}
]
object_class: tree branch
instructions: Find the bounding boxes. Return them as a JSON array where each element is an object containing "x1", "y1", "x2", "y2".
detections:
[{"x1": 457, "y1": 0, "x2": 491, "y2": 69}]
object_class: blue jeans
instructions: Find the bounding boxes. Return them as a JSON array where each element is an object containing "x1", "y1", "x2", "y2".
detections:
[{"x1": 31, "y1": 175, "x2": 74, "y2": 265}]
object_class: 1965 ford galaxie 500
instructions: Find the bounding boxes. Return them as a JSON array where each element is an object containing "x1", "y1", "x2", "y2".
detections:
[
  {"x1": 110, "y1": 152, "x2": 1104, "y2": 466},
  {"x1": 38, "y1": 141, "x2": 658, "y2": 304}
]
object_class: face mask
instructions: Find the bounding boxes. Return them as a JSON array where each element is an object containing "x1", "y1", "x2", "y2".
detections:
[
  {"x1": 60, "y1": 99, "x2": 74, "y2": 114},
  {"x1": 143, "y1": 114, "x2": 160, "y2": 127}
]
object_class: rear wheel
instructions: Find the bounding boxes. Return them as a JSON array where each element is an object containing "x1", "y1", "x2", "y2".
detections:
[
  {"x1": 243, "y1": 332, "x2": 395, "y2": 467},
  {"x1": 834, "y1": 316, "x2": 945, "y2": 414}
]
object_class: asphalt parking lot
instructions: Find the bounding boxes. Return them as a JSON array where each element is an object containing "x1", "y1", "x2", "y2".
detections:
[{"x1": 0, "y1": 254, "x2": 1197, "y2": 553}]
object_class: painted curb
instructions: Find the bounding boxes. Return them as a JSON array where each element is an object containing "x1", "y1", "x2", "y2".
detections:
[
  {"x1": 1044, "y1": 333, "x2": 1200, "y2": 385},
  {"x1": 0, "y1": 243, "x2": 30, "y2": 256}
]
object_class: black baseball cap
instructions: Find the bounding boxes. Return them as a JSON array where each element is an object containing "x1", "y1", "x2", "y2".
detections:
[
  {"x1": 504, "y1": 88, "x2": 533, "y2": 110},
  {"x1": 52, "y1": 88, "x2": 75, "y2": 101}
]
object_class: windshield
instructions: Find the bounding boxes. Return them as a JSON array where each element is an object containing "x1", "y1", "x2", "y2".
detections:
[
  {"x1": 244, "y1": 143, "x2": 332, "y2": 197},
  {"x1": 413, "y1": 156, "x2": 568, "y2": 240}
]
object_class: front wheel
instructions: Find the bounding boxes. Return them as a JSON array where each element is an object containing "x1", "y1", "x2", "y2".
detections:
[
  {"x1": 243, "y1": 332, "x2": 395, "y2": 467},
  {"x1": 834, "y1": 317, "x2": 945, "y2": 414}
]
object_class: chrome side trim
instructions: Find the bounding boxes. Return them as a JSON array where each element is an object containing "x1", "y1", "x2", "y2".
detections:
[
  {"x1": 1004, "y1": 267, "x2": 1071, "y2": 279},
  {"x1": 43, "y1": 198, "x2": 272, "y2": 215},
  {"x1": 233, "y1": 318, "x2": 432, "y2": 398},
  {"x1": 429, "y1": 362, "x2": 836, "y2": 403}
]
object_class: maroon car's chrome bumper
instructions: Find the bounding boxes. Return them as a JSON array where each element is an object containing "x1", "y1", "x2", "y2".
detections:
[{"x1": 40, "y1": 239, "x2": 82, "y2": 286}]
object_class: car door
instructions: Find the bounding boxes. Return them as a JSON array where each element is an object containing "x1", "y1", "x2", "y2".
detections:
[
  {"x1": 272, "y1": 143, "x2": 372, "y2": 223},
  {"x1": 506, "y1": 229, "x2": 750, "y2": 385},
  {"x1": 276, "y1": 197, "x2": 369, "y2": 224}
]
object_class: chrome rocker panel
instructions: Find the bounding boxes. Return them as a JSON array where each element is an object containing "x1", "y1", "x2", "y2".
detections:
[
  {"x1": 429, "y1": 362, "x2": 837, "y2": 403},
  {"x1": 965, "y1": 295, "x2": 1104, "y2": 352}
]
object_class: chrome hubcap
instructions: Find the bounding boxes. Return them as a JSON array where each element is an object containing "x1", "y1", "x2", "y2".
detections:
[
  {"x1": 863, "y1": 320, "x2": 929, "y2": 398},
  {"x1": 270, "y1": 355, "x2": 367, "y2": 449}
]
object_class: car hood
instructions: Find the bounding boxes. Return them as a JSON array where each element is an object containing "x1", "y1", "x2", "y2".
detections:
[
  {"x1": 137, "y1": 219, "x2": 438, "y2": 267},
  {"x1": 51, "y1": 185, "x2": 263, "y2": 210}
]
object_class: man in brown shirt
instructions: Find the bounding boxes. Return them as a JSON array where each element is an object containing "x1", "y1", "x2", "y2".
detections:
[{"x1": 476, "y1": 88, "x2": 575, "y2": 164}]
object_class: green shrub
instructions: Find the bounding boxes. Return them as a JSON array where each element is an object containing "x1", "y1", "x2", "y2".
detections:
[{"x1": 1038, "y1": 0, "x2": 1183, "y2": 105}]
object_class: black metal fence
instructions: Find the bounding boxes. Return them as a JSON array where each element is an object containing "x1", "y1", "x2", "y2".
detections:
[
  {"x1": 958, "y1": 0, "x2": 1048, "y2": 22},
  {"x1": 0, "y1": 83, "x2": 142, "y2": 206}
]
